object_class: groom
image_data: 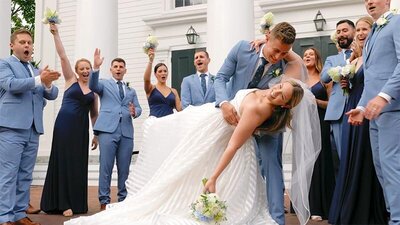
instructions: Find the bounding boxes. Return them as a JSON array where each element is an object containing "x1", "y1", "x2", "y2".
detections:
[
  {"x1": 214, "y1": 22, "x2": 296, "y2": 225},
  {"x1": 347, "y1": 0, "x2": 400, "y2": 224}
]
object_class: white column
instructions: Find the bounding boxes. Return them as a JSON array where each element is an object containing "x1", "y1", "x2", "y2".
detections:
[
  {"x1": 34, "y1": 0, "x2": 58, "y2": 156},
  {"x1": 75, "y1": 0, "x2": 118, "y2": 77},
  {"x1": 0, "y1": 0, "x2": 11, "y2": 58},
  {"x1": 391, "y1": 0, "x2": 400, "y2": 11},
  {"x1": 207, "y1": 0, "x2": 254, "y2": 73}
]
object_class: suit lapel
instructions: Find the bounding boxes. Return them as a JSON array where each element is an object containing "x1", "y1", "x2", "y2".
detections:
[
  {"x1": 204, "y1": 75, "x2": 214, "y2": 99},
  {"x1": 109, "y1": 79, "x2": 122, "y2": 102},
  {"x1": 366, "y1": 13, "x2": 394, "y2": 63}
]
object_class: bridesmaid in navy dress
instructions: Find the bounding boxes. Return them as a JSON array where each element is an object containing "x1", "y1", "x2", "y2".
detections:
[
  {"x1": 329, "y1": 16, "x2": 387, "y2": 225},
  {"x1": 304, "y1": 47, "x2": 335, "y2": 221},
  {"x1": 144, "y1": 48, "x2": 182, "y2": 117},
  {"x1": 40, "y1": 24, "x2": 99, "y2": 217}
]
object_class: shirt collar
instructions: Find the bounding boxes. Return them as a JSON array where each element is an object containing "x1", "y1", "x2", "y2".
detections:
[
  {"x1": 12, "y1": 54, "x2": 29, "y2": 63},
  {"x1": 259, "y1": 44, "x2": 268, "y2": 62},
  {"x1": 197, "y1": 71, "x2": 210, "y2": 77},
  {"x1": 112, "y1": 77, "x2": 124, "y2": 84}
]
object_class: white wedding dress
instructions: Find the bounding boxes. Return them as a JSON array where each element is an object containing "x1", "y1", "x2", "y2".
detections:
[{"x1": 65, "y1": 86, "x2": 320, "y2": 225}]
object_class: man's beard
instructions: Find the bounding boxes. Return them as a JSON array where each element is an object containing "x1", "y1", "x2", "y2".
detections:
[{"x1": 339, "y1": 37, "x2": 354, "y2": 49}]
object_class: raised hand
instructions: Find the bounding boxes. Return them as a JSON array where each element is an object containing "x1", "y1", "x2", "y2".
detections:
[
  {"x1": 147, "y1": 48, "x2": 155, "y2": 63},
  {"x1": 93, "y1": 48, "x2": 104, "y2": 70},
  {"x1": 220, "y1": 102, "x2": 240, "y2": 126},
  {"x1": 249, "y1": 39, "x2": 265, "y2": 53},
  {"x1": 49, "y1": 23, "x2": 58, "y2": 35},
  {"x1": 129, "y1": 101, "x2": 136, "y2": 117},
  {"x1": 346, "y1": 108, "x2": 364, "y2": 126},
  {"x1": 40, "y1": 65, "x2": 61, "y2": 87}
]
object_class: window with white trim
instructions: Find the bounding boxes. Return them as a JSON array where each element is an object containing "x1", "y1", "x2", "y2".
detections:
[{"x1": 175, "y1": 0, "x2": 207, "y2": 8}]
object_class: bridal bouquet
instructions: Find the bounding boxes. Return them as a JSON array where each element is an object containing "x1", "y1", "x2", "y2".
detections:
[
  {"x1": 143, "y1": 35, "x2": 159, "y2": 54},
  {"x1": 190, "y1": 179, "x2": 227, "y2": 224},
  {"x1": 42, "y1": 8, "x2": 62, "y2": 24},
  {"x1": 328, "y1": 64, "x2": 356, "y2": 95}
]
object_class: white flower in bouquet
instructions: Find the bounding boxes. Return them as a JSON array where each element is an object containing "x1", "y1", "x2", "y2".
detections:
[
  {"x1": 259, "y1": 12, "x2": 274, "y2": 34},
  {"x1": 143, "y1": 35, "x2": 159, "y2": 54},
  {"x1": 190, "y1": 179, "x2": 227, "y2": 224},
  {"x1": 341, "y1": 64, "x2": 356, "y2": 79},
  {"x1": 42, "y1": 8, "x2": 62, "y2": 24},
  {"x1": 328, "y1": 66, "x2": 342, "y2": 83}
]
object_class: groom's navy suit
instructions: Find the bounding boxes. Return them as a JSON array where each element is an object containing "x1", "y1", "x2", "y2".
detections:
[
  {"x1": 215, "y1": 40, "x2": 285, "y2": 225},
  {"x1": 359, "y1": 12, "x2": 400, "y2": 224},
  {"x1": 89, "y1": 70, "x2": 142, "y2": 205}
]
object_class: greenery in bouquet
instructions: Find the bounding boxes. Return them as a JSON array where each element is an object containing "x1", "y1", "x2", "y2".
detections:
[
  {"x1": 328, "y1": 64, "x2": 356, "y2": 95},
  {"x1": 143, "y1": 35, "x2": 159, "y2": 54},
  {"x1": 42, "y1": 8, "x2": 62, "y2": 24},
  {"x1": 259, "y1": 12, "x2": 274, "y2": 34},
  {"x1": 190, "y1": 179, "x2": 227, "y2": 224}
]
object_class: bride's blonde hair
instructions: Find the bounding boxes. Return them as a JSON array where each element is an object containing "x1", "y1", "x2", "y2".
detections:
[{"x1": 258, "y1": 80, "x2": 304, "y2": 133}]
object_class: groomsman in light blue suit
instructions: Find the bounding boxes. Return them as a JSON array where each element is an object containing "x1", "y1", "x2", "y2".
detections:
[
  {"x1": 0, "y1": 29, "x2": 59, "y2": 225},
  {"x1": 321, "y1": 19, "x2": 355, "y2": 159},
  {"x1": 215, "y1": 22, "x2": 296, "y2": 225},
  {"x1": 181, "y1": 50, "x2": 215, "y2": 109},
  {"x1": 90, "y1": 50, "x2": 142, "y2": 210},
  {"x1": 347, "y1": 0, "x2": 400, "y2": 224}
]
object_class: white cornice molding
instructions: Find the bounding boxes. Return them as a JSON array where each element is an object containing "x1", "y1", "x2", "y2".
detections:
[
  {"x1": 143, "y1": 5, "x2": 207, "y2": 29},
  {"x1": 259, "y1": 0, "x2": 361, "y2": 12}
]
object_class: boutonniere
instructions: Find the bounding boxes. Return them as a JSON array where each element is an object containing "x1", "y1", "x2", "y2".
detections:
[
  {"x1": 210, "y1": 76, "x2": 215, "y2": 82},
  {"x1": 376, "y1": 16, "x2": 389, "y2": 28},
  {"x1": 269, "y1": 68, "x2": 283, "y2": 77},
  {"x1": 126, "y1": 82, "x2": 131, "y2": 89}
]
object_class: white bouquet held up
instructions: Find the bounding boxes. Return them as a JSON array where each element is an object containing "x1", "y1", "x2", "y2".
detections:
[
  {"x1": 190, "y1": 178, "x2": 227, "y2": 224},
  {"x1": 328, "y1": 64, "x2": 356, "y2": 95},
  {"x1": 42, "y1": 8, "x2": 62, "y2": 24},
  {"x1": 143, "y1": 35, "x2": 159, "y2": 54},
  {"x1": 259, "y1": 12, "x2": 274, "y2": 34}
]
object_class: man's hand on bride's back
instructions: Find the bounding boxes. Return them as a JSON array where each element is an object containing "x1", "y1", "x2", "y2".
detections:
[
  {"x1": 203, "y1": 179, "x2": 216, "y2": 193},
  {"x1": 220, "y1": 102, "x2": 240, "y2": 126}
]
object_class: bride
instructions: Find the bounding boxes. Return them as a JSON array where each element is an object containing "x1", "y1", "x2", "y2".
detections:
[{"x1": 65, "y1": 79, "x2": 317, "y2": 225}]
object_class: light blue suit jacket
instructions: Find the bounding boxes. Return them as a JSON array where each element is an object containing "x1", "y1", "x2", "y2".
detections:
[
  {"x1": 321, "y1": 52, "x2": 348, "y2": 121},
  {"x1": 89, "y1": 70, "x2": 142, "y2": 138},
  {"x1": 214, "y1": 40, "x2": 285, "y2": 105},
  {"x1": 0, "y1": 56, "x2": 59, "y2": 134},
  {"x1": 180, "y1": 73, "x2": 216, "y2": 109},
  {"x1": 359, "y1": 13, "x2": 400, "y2": 111}
]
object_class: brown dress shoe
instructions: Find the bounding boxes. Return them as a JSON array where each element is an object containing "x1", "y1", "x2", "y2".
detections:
[
  {"x1": 100, "y1": 204, "x2": 107, "y2": 211},
  {"x1": 0, "y1": 222, "x2": 16, "y2": 225},
  {"x1": 15, "y1": 217, "x2": 40, "y2": 225},
  {"x1": 26, "y1": 204, "x2": 40, "y2": 214}
]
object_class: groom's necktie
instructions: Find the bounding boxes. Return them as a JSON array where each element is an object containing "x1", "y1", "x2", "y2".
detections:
[
  {"x1": 21, "y1": 61, "x2": 32, "y2": 77},
  {"x1": 344, "y1": 49, "x2": 352, "y2": 60},
  {"x1": 117, "y1": 81, "x2": 124, "y2": 100},
  {"x1": 200, "y1": 73, "x2": 207, "y2": 95},
  {"x1": 248, "y1": 57, "x2": 268, "y2": 88}
]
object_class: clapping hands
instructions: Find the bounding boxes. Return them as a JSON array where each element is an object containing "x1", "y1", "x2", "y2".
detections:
[{"x1": 40, "y1": 65, "x2": 60, "y2": 88}]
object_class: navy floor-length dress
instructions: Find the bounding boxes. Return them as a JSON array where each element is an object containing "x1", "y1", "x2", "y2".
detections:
[
  {"x1": 309, "y1": 81, "x2": 335, "y2": 219},
  {"x1": 329, "y1": 67, "x2": 388, "y2": 225},
  {"x1": 41, "y1": 82, "x2": 95, "y2": 214}
]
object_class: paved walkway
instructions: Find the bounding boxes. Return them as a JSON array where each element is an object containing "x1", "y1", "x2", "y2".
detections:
[{"x1": 28, "y1": 186, "x2": 329, "y2": 225}]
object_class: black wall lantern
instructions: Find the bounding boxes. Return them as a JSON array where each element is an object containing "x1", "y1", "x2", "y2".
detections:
[
  {"x1": 313, "y1": 10, "x2": 326, "y2": 31},
  {"x1": 186, "y1": 26, "x2": 199, "y2": 44}
]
